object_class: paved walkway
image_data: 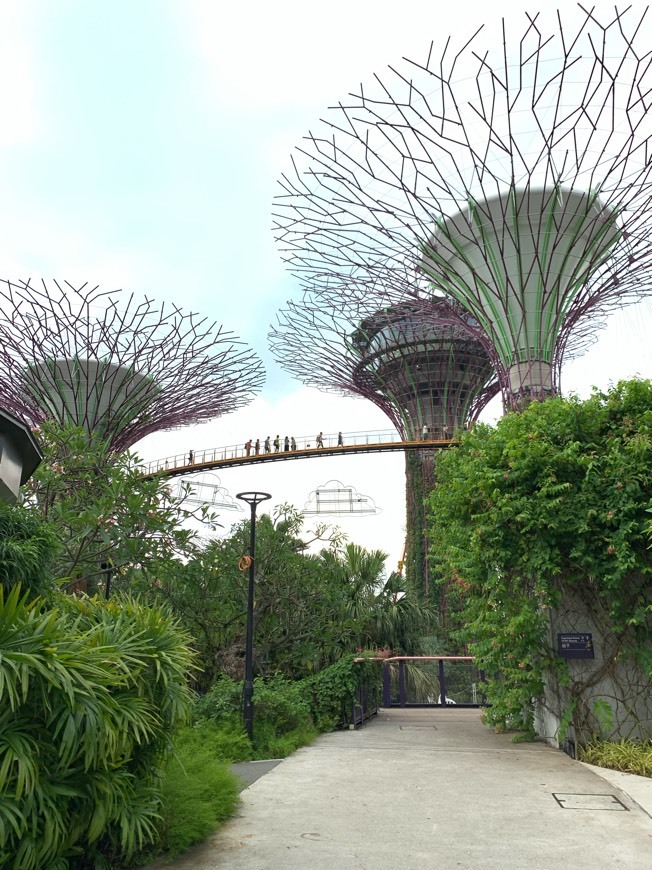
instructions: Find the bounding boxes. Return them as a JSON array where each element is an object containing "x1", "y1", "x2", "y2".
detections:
[{"x1": 149, "y1": 709, "x2": 652, "y2": 870}]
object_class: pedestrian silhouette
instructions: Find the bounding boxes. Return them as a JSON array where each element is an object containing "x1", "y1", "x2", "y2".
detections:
[
  {"x1": 316, "y1": 431, "x2": 324, "y2": 448},
  {"x1": 255, "y1": 438, "x2": 260, "y2": 455}
]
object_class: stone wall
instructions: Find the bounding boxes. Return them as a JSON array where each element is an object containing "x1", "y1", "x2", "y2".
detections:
[{"x1": 534, "y1": 584, "x2": 651, "y2": 752}]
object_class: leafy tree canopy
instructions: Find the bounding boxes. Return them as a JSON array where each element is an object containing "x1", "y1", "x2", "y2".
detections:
[
  {"x1": 142, "y1": 505, "x2": 437, "y2": 688},
  {"x1": 24, "y1": 421, "x2": 209, "y2": 595}
]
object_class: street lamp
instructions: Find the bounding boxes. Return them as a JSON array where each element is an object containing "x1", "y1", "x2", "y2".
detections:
[{"x1": 236, "y1": 490, "x2": 272, "y2": 741}]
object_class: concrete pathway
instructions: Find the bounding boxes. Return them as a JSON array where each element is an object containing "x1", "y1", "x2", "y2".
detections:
[{"x1": 149, "y1": 708, "x2": 652, "y2": 869}]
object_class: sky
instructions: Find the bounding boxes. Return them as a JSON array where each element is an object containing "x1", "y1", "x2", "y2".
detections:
[{"x1": 2, "y1": 0, "x2": 652, "y2": 572}]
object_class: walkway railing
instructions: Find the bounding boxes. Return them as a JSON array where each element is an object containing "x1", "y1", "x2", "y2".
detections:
[
  {"x1": 142, "y1": 428, "x2": 454, "y2": 476},
  {"x1": 380, "y1": 656, "x2": 488, "y2": 708},
  {"x1": 349, "y1": 672, "x2": 382, "y2": 729}
]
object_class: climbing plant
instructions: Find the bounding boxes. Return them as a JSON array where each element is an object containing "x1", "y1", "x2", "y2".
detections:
[{"x1": 428, "y1": 380, "x2": 652, "y2": 737}]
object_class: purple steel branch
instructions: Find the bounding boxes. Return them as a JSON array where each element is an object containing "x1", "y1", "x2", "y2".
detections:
[
  {"x1": 0, "y1": 279, "x2": 265, "y2": 452},
  {"x1": 269, "y1": 293, "x2": 498, "y2": 440},
  {"x1": 273, "y1": 5, "x2": 652, "y2": 407}
]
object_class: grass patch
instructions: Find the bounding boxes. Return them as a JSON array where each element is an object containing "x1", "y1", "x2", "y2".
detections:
[
  {"x1": 154, "y1": 722, "x2": 247, "y2": 859},
  {"x1": 252, "y1": 722, "x2": 320, "y2": 759},
  {"x1": 175, "y1": 718, "x2": 254, "y2": 763},
  {"x1": 579, "y1": 739, "x2": 652, "y2": 778}
]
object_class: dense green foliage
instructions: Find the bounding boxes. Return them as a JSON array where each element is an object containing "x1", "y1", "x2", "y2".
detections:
[
  {"x1": 579, "y1": 739, "x2": 652, "y2": 778},
  {"x1": 155, "y1": 724, "x2": 242, "y2": 857},
  {"x1": 0, "y1": 502, "x2": 59, "y2": 599},
  {"x1": 0, "y1": 587, "x2": 194, "y2": 868},
  {"x1": 25, "y1": 422, "x2": 208, "y2": 595},
  {"x1": 404, "y1": 451, "x2": 428, "y2": 595},
  {"x1": 428, "y1": 380, "x2": 652, "y2": 734},
  {"x1": 143, "y1": 508, "x2": 349, "y2": 686},
  {"x1": 194, "y1": 674, "x2": 316, "y2": 757},
  {"x1": 145, "y1": 507, "x2": 435, "y2": 689},
  {"x1": 194, "y1": 656, "x2": 382, "y2": 749}
]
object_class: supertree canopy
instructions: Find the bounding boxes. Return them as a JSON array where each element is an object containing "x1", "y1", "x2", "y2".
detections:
[
  {"x1": 270, "y1": 294, "x2": 497, "y2": 439},
  {"x1": 0, "y1": 279, "x2": 265, "y2": 452},
  {"x1": 270, "y1": 292, "x2": 497, "y2": 593},
  {"x1": 273, "y1": 5, "x2": 652, "y2": 408}
]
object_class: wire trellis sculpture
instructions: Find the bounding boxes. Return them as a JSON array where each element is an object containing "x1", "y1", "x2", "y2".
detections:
[
  {"x1": 173, "y1": 473, "x2": 243, "y2": 513},
  {"x1": 303, "y1": 479, "x2": 380, "y2": 516},
  {"x1": 270, "y1": 292, "x2": 496, "y2": 593},
  {"x1": 270, "y1": 294, "x2": 497, "y2": 440}
]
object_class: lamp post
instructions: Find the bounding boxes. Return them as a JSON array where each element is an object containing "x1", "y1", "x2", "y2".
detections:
[{"x1": 236, "y1": 490, "x2": 272, "y2": 741}]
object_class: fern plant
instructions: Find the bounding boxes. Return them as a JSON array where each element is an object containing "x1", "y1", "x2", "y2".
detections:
[{"x1": 0, "y1": 586, "x2": 194, "y2": 868}]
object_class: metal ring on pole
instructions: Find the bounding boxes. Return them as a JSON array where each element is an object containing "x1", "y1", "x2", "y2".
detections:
[{"x1": 238, "y1": 555, "x2": 253, "y2": 571}]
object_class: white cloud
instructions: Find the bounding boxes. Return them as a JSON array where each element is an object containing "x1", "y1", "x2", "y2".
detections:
[{"x1": 175, "y1": 0, "x2": 536, "y2": 113}]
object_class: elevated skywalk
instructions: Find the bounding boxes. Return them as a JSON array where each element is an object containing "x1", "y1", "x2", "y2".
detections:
[{"x1": 144, "y1": 429, "x2": 455, "y2": 478}]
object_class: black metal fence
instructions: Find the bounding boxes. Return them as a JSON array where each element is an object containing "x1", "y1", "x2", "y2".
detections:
[
  {"x1": 381, "y1": 657, "x2": 488, "y2": 708},
  {"x1": 349, "y1": 678, "x2": 380, "y2": 728}
]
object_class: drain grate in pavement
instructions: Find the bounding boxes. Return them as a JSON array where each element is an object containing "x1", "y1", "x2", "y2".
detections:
[
  {"x1": 399, "y1": 725, "x2": 438, "y2": 731},
  {"x1": 552, "y1": 793, "x2": 629, "y2": 811}
]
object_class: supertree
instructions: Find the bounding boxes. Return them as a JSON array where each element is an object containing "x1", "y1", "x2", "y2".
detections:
[
  {"x1": 273, "y1": 5, "x2": 652, "y2": 409},
  {"x1": 270, "y1": 293, "x2": 497, "y2": 594},
  {"x1": 0, "y1": 279, "x2": 265, "y2": 452}
]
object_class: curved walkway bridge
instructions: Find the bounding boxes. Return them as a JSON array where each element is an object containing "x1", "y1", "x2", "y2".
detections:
[{"x1": 144, "y1": 429, "x2": 455, "y2": 478}]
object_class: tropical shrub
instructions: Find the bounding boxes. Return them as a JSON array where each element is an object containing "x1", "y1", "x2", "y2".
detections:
[
  {"x1": 193, "y1": 675, "x2": 243, "y2": 721},
  {"x1": 194, "y1": 657, "x2": 381, "y2": 753},
  {"x1": 0, "y1": 587, "x2": 194, "y2": 868},
  {"x1": 579, "y1": 739, "x2": 652, "y2": 778},
  {"x1": 304, "y1": 654, "x2": 382, "y2": 731},
  {"x1": 154, "y1": 723, "x2": 242, "y2": 857},
  {"x1": 193, "y1": 675, "x2": 316, "y2": 757},
  {"x1": 0, "y1": 501, "x2": 59, "y2": 599}
]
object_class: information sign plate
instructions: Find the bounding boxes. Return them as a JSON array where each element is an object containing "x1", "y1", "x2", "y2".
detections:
[{"x1": 557, "y1": 633, "x2": 594, "y2": 659}]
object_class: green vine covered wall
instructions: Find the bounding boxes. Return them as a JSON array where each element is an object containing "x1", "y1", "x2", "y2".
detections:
[{"x1": 427, "y1": 380, "x2": 652, "y2": 743}]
